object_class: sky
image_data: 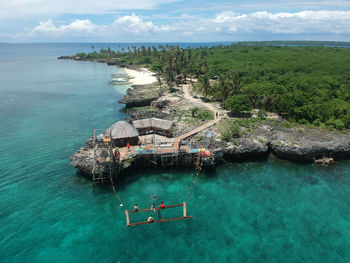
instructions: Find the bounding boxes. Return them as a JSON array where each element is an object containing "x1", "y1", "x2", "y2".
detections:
[{"x1": 1, "y1": 0, "x2": 350, "y2": 42}]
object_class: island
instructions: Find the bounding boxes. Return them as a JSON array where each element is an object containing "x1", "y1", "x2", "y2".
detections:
[{"x1": 62, "y1": 42, "x2": 350, "y2": 181}]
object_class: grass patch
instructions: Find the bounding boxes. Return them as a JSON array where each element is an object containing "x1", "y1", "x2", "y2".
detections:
[
  {"x1": 219, "y1": 120, "x2": 242, "y2": 142},
  {"x1": 191, "y1": 107, "x2": 214, "y2": 121},
  {"x1": 234, "y1": 117, "x2": 266, "y2": 128}
]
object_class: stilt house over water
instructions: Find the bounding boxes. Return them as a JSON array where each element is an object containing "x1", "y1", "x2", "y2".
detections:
[
  {"x1": 105, "y1": 121, "x2": 139, "y2": 147},
  {"x1": 133, "y1": 118, "x2": 174, "y2": 137}
]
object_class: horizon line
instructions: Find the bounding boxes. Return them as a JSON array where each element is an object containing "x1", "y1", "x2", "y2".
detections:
[{"x1": 1, "y1": 40, "x2": 350, "y2": 45}]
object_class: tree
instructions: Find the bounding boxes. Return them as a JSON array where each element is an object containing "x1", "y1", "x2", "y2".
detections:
[
  {"x1": 226, "y1": 71, "x2": 242, "y2": 94},
  {"x1": 216, "y1": 75, "x2": 236, "y2": 103},
  {"x1": 157, "y1": 77, "x2": 163, "y2": 96},
  {"x1": 150, "y1": 61, "x2": 162, "y2": 73},
  {"x1": 225, "y1": 94, "x2": 252, "y2": 113},
  {"x1": 199, "y1": 74, "x2": 210, "y2": 98}
]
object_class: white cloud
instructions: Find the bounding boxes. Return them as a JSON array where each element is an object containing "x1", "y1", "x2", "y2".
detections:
[
  {"x1": 8, "y1": 10, "x2": 350, "y2": 42},
  {"x1": 215, "y1": 11, "x2": 236, "y2": 23},
  {"x1": 27, "y1": 14, "x2": 173, "y2": 40},
  {"x1": 112, "y1": 13, "x2": 157, "y2": 33},
  {"x1": 190, "y1": 0, "x2": 350, "y2": 13},
  {"x1": 32, "y1": 19, "x2": 100, "y2": 36},
  {"x1": 33, "y1": 20, "x2": 57, "y2": 33},
  {"x1": 112, "y1": 13, "x2": 176, "y2": 34},
  {"x1": 182, "y1": 31, "x2": 193, "y2": 36},
  {"x1": 0, "y1": 0, "x2": 179, "y2": 18},
  {"x1": 213, "y1": 10, "x2": 350, "y2": 34}
]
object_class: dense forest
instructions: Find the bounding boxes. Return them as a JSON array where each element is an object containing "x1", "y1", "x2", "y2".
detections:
[{"x1": 75, "y1": 43, "x2": 350, "y2": 129}]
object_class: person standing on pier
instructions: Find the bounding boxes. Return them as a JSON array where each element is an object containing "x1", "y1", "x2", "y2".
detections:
[{"x1": 160, "y1": 202, "x2": 165, "y2": 209}]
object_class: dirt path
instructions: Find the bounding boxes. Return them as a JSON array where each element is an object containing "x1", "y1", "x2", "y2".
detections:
[
  {"x1": 173, "y1": 83, "x2": 225, "y2": 142},
  {"x1": 181, "y1": 83, "x2": 228, "y2": 118},
  {"x1": 182, "y1": 83, "x2": 219, "y2": 115}
]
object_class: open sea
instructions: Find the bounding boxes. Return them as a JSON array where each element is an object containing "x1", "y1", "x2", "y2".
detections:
[{"x1": 1, "y1": 43, "x2": 350, "y2": 263}]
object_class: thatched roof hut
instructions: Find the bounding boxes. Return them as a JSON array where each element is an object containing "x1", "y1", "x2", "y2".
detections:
[
  {"x1": 105, "y1": 121, "x2": 139, "y2": 139},
  {"x1": 133, "y1": 118, "x2": 174, "y2": 131}
]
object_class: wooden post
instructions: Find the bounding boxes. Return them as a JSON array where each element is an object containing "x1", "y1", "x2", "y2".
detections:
[
  {"x1": 93, "y1": 129, "x2": 96, "y2": 183},
  {"x1": 157, "y1": 208, "x2": 162, "y2": 220},
  {"x1": 183, "y1": 202, "x2": 187, "y2": 218},
  {"x1": 125, "y1": 210, "x2": 130, "y2": 226},
  {"x1": 161, "y1": 155, "x2": 164, "y2": 167}
]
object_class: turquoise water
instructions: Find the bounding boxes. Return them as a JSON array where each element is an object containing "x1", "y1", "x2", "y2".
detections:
[{"x1": 1, "y1": 44, "x2": 350, "y2": 262}]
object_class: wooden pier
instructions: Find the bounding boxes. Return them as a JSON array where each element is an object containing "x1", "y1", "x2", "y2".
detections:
[{"x1": 91, "y1": 118, "x2": 216, "y2": 184}]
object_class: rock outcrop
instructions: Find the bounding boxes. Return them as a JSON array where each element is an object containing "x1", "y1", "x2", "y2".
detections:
[
  {"x1": 70, "y1": 138, "x2": 95, "y2": 175},
  {"x1": 269, "y1": 126, "x2": 350, "y2": 161},
  {"x1": 220, "y1": 124, "x2": 350, "y2": 161},
  {"x1": 119, "y1": 85, "x2": 160, "y2": 108}
]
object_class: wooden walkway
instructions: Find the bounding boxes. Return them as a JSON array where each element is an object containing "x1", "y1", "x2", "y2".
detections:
[
  {"x1": 177, "y1": 118, "x2": 221, "y2": 141},
  {"x1": 173, "y1": 117, "x2": 221, "y2": 148}
]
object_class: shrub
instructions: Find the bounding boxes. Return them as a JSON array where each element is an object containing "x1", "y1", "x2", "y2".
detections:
[
  {"x1": 225, "y1": 94, "x2": 252, "y2": 113},
  {"x1": 191, "y1": 107, "x2": 214, "y2": 121},
  {"x1": 326, "y1": 118, "x2": 345, "y2": 130},
  {"x1": 312, "y1": 119, "x2": 321, "y2": 127},
  {"x1": 170, "y1": 87, "x2": 178, "y2": 93},
  {"x1": 150, "y1": 61, "x2": 162, "y2": 72},
  {"x1": 258, "y1": 109, "x2": 267, "y2": 118},
  {"x1": 220, "y1": 121, "x2": 242, "y2": 142},
  {"x1": 221, "y1": 130, "x2": 232, "y2": 142},
  {"x1": 341, "y1": 113, "x2": 350, "y2": 129}
]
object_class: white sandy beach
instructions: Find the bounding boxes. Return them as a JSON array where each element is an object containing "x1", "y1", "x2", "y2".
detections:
[{"x1": 124, "y1": 67, "x2": 157, "y2": 85}]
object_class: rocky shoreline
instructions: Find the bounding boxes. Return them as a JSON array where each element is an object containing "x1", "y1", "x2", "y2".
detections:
[
  {"x1": 119, "y1": 84, "x2": 350, "y2": 162},
  {"x1": 218, "y1": 124, "x2": 350, "y2": 162},
  {"x1": 119, "y1": 84, "x2": 161, "y2": 108},
  {"x1": 68, "y1": 59, "x2": 350, "y2": 176},
  {"x1": 58, "y1": 56, "x2": 135, "y2": 68}
]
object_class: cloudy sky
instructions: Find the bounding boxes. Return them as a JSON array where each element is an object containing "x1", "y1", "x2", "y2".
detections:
[{"x1": 1, "y1": 0, "x2": 350, "y2": 42}]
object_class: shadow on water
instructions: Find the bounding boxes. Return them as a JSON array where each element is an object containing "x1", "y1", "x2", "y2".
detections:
[
  {"x1": 74, "y1": 156, "x2": 350, "y2": 193},
  {"x1": 117, "y1": 166, "x2": 197, "y2": 187}
]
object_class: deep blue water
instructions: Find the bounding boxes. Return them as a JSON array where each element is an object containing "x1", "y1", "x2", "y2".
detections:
[{"x1": 1, "y1": 44, "x2": 350, "y2": 262}]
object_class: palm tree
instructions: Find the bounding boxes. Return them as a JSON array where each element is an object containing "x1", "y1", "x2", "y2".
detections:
[
  {"x1": 157, "y1": 77, "x2": 163, "y2": 96},
  {"x1": 199, "y1": 74, "x2": 210, "y2": 98}
]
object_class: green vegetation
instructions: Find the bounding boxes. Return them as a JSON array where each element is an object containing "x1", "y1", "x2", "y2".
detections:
[
  {"x1": 233, "y1": 117, "x2": 266, "y2": 128},
  {"x1": 74, "y1": 43, "x2": 350, "y2": 130},
  {"x1": 191, "y1": 107, "x2": 214, "y2": 121},
  {"x1": 220, "y1": 120, "x2": 242, "y2": 142},
  {"x1": 225, "y1": 94, "x2": 252, "y2": 114},
  {"x1": 241, "y1": 41, "x2": 350, "y2": 47}
]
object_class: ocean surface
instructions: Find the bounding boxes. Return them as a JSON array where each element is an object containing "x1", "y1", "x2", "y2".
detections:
[{"x1": 1, "y1": 43, "x2": 350, "y2": 263}]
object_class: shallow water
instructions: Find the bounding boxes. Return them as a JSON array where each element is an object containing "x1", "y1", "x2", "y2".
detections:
[{"x1": 1, "y1": 44, "x2": 350, "y2": 263}]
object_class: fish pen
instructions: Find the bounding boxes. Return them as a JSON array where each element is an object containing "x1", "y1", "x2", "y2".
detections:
[{"x1": 125, "y1": 202, "x2": 192, "y2": 227}]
